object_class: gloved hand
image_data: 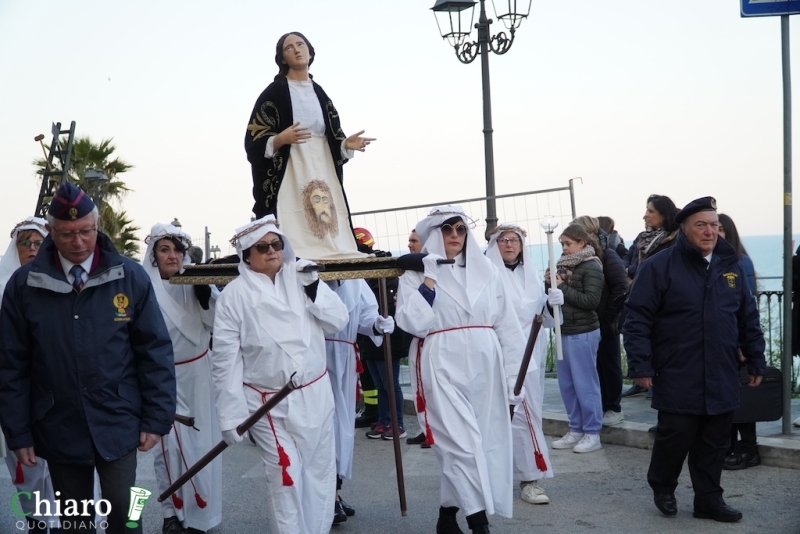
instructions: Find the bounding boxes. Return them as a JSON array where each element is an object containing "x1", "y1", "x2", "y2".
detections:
[
  {"x1": 507, "y1": 377, "x2": 525, "y2": 406},
  {"x1": 422, "y1": 253, "x2": 445, "y2": 282},
  {"x1": 374, "y1": 315, "x2": 395, "y2": 334},
  {"x1": 295, "y1": 259, "x2": 319, "y2": 286},
  {"x1": 222, "y1": 429, "x2": 243, "y2": 446},
  {"x1": 547, "y1": 287, "x2": 564, "y2": 307},
  {"x1": 193, "y1": 284, "x2": 212, "y2": 310}
]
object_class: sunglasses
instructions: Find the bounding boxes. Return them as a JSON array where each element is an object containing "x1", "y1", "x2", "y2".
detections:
[
  {"x1": 440, "y1": 223, "x2": 467, "y2": 236},
  {"x1": 253, "y1": 240, "x2": 284, "y2": 254},
  {"x1": 18, "y1": 239, "x2": 44, "y2": 249}
]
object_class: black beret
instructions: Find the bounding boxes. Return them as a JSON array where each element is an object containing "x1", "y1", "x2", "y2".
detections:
[{"x1": 676, "y1": 196, "x2": 717, "y2": 224}]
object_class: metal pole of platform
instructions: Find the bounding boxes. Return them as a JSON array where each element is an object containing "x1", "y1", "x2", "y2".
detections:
[{"x1": 780, "y1": 15, "x2": 793, "y2": 434}]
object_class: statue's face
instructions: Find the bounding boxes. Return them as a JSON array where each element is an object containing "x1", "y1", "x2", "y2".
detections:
[{"x1": 310, "y1": 188, "x2": 332, "y2": 224}]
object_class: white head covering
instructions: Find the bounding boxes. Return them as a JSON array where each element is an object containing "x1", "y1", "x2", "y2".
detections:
[
  {"x1": 414, "y1": 205, "x2": 493, "y2": 313},
  {"x1": 486, "y1": 223, "x2": 546, "y2": 332},
  {"x1": 230, "y1": 215, "x2": 308, "y2": 358},
  {"x1": 141, "y1": 223, "x2": 206, "y2": 344},
  {"x1": 0, "y1": 217, "x2": 48, "y2": 298}
]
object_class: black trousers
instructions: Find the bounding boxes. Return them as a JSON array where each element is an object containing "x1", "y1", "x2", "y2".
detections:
[
  {"x1": 596, "y1": 323, "x2": 623, "y2": 413},
  {"x1": 48, "y1": 449, "x2": 141, "y2": 534},
  {"x1": 730, "y1": 422, "x2": 758, "y2": 454},
  {"x1": 647, "y1": 411, "x2": 734, "y2": 507}
]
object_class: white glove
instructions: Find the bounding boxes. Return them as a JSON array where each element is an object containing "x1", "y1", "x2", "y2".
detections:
[
  {"x1": 507, "y1": 377, "x2": 525, "y2": 406},
  {"x1": 547, "y1": 287, "x2": 565, "y2": 307},
  {"x1": 295, "y1": 259, "x2": 319, "y2": 286},
  {"x1": 374, "y1": 315, "x2": 395, "y2": 334},
  {"x1": 422, "y1": 253, "x2": 445, "y2": 282},
  {"x1": 222, "y1": 429, "x2": 243, "y2": 446}
]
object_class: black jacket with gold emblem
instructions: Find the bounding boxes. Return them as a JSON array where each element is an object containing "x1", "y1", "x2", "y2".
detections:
[
  {"x1": 623, "y1": 231, "x2": 765, "y2": 415},
  {"x1": 244, "y1": 76, "x2": 350, "y2": 219},
  {"x1": 0, "y1": 232, "x2": 176, "y2": 464}
]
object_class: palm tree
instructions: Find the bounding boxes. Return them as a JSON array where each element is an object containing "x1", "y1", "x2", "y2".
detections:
[{"x1": 34, "y1": 136, "x2": 142, "y2": 258}]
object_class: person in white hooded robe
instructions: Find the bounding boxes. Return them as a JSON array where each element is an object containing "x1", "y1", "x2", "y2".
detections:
[
  {"x1": 212, "y1": 215, "x2": 348, "y2": 534},
  {"x1": 141, "y1": 223, "x2": 222, "y2": 534},
  {"x1": 324, "y1": 278, "x2": 394, "y2": 523},
  {"x1": 395, "y1": 206, "x2": 527, "y2": 534},
  {"x1": 486, "y1": 224, "x2": 564, "y2": 506},
  {"x1": 0, "y1": 217, "x2": 62, "y2": 534}
]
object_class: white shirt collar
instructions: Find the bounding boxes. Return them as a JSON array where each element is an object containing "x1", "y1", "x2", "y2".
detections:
[{"x1": 58, "y1": 252, "x2": 94, "y2": 282}]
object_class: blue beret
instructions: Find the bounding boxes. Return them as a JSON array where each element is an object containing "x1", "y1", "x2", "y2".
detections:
[
  {"x1": 49, "y1": 182, "x2": 96, "y2": 221},
  {"x1": 676, "y1": 196, "x2": 717, "y2": 224}
]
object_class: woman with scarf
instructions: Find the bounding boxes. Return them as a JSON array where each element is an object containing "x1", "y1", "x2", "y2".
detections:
[
  {"x1": 395, "y1": 206, "x2": 526, "y2": 534},
  {"x1": 0, "y1": 217, "x2": 61, "y2": 534},
  {"x1": 622, "y1": 194, "x2": 680, "y2": 280},
  {"x1": 547, "y1": 224, "x2": 605, "y2": 454},
  {"x1": 486, "y1": 224, "x2": 563, "y2": 506},
  {"x1": 142, "y1": 223, "x2": 221, "y2": 534},
  {"x1": 212, "y1": 215, "x2": 348, "y2": 534}
]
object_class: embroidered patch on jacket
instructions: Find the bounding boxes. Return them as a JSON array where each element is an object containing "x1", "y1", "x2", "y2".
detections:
[
  {"x1": 723, "y1": 272, "x2": 738, "y2": 288},
  {"x1": 114, "y1": 293, "x2": 131, "y2": 321}
]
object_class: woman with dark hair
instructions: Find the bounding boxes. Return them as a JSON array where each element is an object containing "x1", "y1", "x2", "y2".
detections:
[
  {"x1": 244, "y1": 32, "x2": 375, "y2": 260},
  {"x1": 547, "y1": 224, "x2": 605, "y2": 454},
  {"x1": 142, "y1": 223, "x2": 221, "y2": 534},
  {"x1": 396, "y1": 205, "x2": 527, "y2": 534},
  {"x1": 717, "y1": 214, "x2": 761, "y2": 471},
  {"x1": 622, "y1": 194, "x2": 680, "y2": 280}
]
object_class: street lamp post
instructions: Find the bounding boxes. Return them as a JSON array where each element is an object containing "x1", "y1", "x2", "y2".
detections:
[
  {"x1": 83, "y1": 168, "x2": 109, "y2": 207},
  {"x1": 432, "y1": 0, "x2": 532, "y2": 238}
]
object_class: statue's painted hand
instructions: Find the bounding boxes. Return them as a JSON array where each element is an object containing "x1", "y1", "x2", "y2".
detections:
[{"x1": 344, "y1": 130, "x2": 376, "y2": 152}]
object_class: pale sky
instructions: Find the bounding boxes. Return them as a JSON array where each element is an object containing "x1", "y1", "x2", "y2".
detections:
[{"x1": 1, "y1": 0, "x2": 798, "y2": 257}]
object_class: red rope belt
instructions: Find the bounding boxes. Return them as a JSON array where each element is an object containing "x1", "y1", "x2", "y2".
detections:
[
  {"x1": 244, "y1": 369, "x2": 328, "y2": 486},
  {"x1": 415, "y1": 325, "x2": 492, "y2": 446},
  {"x1": 175, "y1": 348, "x2": 209, "y2": 366},
  {"x1": 326, "y1": 338, "x2": 364, "y2": 401}
]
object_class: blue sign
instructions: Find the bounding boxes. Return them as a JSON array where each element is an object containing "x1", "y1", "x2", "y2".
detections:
[{"x1": 742, "y1": 0, "x2": 800, "y2": 17}]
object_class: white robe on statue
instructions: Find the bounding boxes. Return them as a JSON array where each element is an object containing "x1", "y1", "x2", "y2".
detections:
[
  {"x1": 395, "y1": 206, "x2": 527, "y2": 519},
  {"x1": 325, "y1": 280, "x2": 382, "y2": 480},
  {"x1": 487, "y1": 225, "x2": 554, "y2": 483},
  {"x1": 142, "y1": 223, "x2": 223, "y2": 531},
  {"x1": 212, "y1": 215, "x2": 349, "y2": 534}
]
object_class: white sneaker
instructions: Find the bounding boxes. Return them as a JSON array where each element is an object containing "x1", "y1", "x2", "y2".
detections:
[
  {"x1": 520, "y1": 481, "x2": 550, "y2": 504},
  {"x1": 794, "y1": 416, "x2": 800, "y2": 428},
  {"x1": 573, "y1": 433, "x2": 602, "y2": 453},
  {"x1": 602, "y1": 410, "x2": 624, "y2": 426},
  {"x1": 552, "y1": 431, "x2": 584, "y2": 449}
]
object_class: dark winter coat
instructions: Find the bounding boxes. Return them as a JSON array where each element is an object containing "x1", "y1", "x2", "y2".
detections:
[
  {"x1": 622, "y1": 230, "x2": 678, "y2": 279},
  {"x1": 622, "y1": 232, "x2": 765, "y2": 415},
  {"x1": 0, "y1": 233, "x2": 176, "y2": 464},
  {"x1": 551, "y1": 260, "x2": 604, "y2": 335},
  {"x1": 597, "y1": 245, "x2": 629, "y2": 330}
]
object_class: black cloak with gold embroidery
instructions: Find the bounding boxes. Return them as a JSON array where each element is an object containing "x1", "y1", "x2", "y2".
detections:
[{"x1": 244, "y1": 77, "x2": 348, "y2": 219}]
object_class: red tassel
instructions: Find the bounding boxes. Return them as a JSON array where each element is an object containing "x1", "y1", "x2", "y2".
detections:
[
  {"x1": 277, "y1": 445, "x2": 294, "y2": 486},
  {"x1": 356, "y1": 356, "x2": 364, "y2": 374},
  {"x1": 14, "y1": 461, "x2": 24, "y2": 484},
  {"x1": 171, "y1": 493, "x2": 184, "y2": 510},
  {"x1": 534, "y1": 451, "x2": 548, "y2": 472},
  {"x1": 424, "y1": 423, "x2": 434, "y2": 446},
  {"x1": 194, "y1": 493, "x2": 207, "y2": 509},
  {"x1": 416, "y1": 390, "x2": 426, "y2": 412}
]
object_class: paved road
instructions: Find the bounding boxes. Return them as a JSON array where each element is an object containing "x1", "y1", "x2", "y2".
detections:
[{"x1": 2, "y1": 420, "x2": 797, "y2": 534}]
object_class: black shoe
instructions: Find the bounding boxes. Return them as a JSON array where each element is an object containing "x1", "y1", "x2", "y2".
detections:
[
  {"x1": 421, "y1": 442, "x2": 432, "y2": 449},
  {"x1": 436, "y1": 515, "x2": 465, "y2": 534},
  {"x1": 653, "y1": 493, "x2": 677, "y2": 516},
  {"x1": 407, "y1": 432, "x2": 426, "y2": 445},
  {"x1": 186, "y1": 529, "x2": 206, "y2": 534},
  {"x1": 621, "y1": 384, "x2": 647, "y2": 397},
  {"x1": 333, "y1": 499, "x2": 348, "y2": 524},
  {"x1": 162, "y1": 516, "x2": 184, "y2": 534},
  {"x1": 354, "y1": 414, "x2": 378, "y2": 428},
  {"x1": 645, "y1": 387, "x2": 653, "y2": 399},
  {"x1": 471, "y1": 526, "x2": 491, "y2": 534},
  {"x1": 339, "y1": 497, "x2": 356, "y2": 516},
  {"x1": 693, "y1": 503, "x2": 743, "y2": 522},
  {"x1": 648, "y1": 424, "x2": 658, "y2": 433},
  {"x1": 723, "y1": 450, "x2": 761, "y2": 470}
]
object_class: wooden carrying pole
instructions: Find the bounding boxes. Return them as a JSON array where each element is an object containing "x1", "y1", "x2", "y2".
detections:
[
  {"x1": 158, "y1": 378, "x2": 298, "y2": 503},
  {"x1": 510, "y1": 314, "x2": 544, "y2": 420},
  {"x1": 379, "y1": 277, "x2": 407, "y2": 516}
]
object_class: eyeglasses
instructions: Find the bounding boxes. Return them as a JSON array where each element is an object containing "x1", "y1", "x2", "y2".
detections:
[
  {"x1": 253, "y1": 240, "x2": 284, "y2": 254},
  {"x1": 17, "y1": 239, "x2": 44, "y2": 249},
  {"x1": 440, "y1": 223, "x2": 467, "y2": 236},
  {"x1": 53, "y1": 228, "x2": 97, "y2": 241},
  {"x1": 498, "y1": 237, "x2": 520, "y2": 245}
]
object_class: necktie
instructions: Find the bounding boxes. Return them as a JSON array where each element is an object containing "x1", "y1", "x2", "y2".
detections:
[{"x1": 69, "y1": 264, "x2": 85, "y2": 291}]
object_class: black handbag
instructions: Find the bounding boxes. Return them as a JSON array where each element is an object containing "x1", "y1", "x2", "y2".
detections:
[{"x1": 732, "y1": 366, "x2": 783, "y2": 423}]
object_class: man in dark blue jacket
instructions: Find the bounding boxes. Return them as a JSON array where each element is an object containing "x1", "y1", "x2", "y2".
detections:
[
  {"x1": 623, "y1": 197, "x2": 765, "y2": 523},
  {"x1": 0, "y1": 183, "x2": 176, "y2": 534}
]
